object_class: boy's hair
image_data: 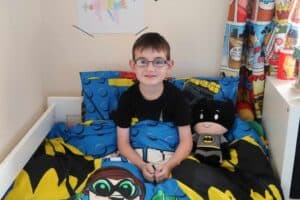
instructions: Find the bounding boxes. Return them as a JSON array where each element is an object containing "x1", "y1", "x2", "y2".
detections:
[{"x1": 132, "y1": 32, "x2": 170, "y2": 60}]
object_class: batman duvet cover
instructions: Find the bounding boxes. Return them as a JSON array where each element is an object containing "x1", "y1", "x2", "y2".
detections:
[{"x1": 4, "y1": 120, "x2": 283, "y2": 200}]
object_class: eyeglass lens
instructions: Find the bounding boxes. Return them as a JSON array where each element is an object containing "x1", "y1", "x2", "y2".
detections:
[{"x1": 135, "y1": 57, "x2": 168, "y2": 67}]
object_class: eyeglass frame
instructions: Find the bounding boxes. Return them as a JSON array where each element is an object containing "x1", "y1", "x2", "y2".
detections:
[
  {"x1": 133, "y1": 57, "x2": 170, "y2": 68},
  {"x1": 87, "y1": 178, "x2": 141, "y2": 199}
]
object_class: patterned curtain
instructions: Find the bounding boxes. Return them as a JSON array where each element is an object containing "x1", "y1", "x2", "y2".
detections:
[{"x1": 221, "y1": 0, "x2": 299, "y2": 120}]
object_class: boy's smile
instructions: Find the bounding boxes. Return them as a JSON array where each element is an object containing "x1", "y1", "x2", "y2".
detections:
[{"x1": 144, "y1": 74, "x2": 157, "y2": 78}]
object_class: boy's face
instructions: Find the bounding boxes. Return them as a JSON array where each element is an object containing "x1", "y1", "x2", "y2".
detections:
[{"x1": 129, "y1": 48, "x2": 173, "y2": 87}]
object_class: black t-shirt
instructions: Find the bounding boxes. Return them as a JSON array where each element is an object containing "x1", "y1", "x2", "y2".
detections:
[{"x1": 113, "y1": 81, "x2": 191, "y2": 128}]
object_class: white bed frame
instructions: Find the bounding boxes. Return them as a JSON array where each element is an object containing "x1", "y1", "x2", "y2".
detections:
[{"x1": 0, "y1": 97, "x2": 82, "y2": 199}]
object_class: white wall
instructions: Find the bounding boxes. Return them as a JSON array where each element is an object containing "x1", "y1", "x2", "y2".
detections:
[
  {"x1": 42, "y1": 0, "x2": 228, "y2": 96},
  {"x1": 0, "y1": 0, "x2": 229, "y2": 161},
  {"x1": 0, "y1": 0, "x2": 45, "y2": 161}
]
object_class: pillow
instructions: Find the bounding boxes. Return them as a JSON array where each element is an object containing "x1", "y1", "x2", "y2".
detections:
[
  {"x1": 80, "y1": 70, "x2": 239, "y2": 121},
  {"x1": 225, "y1": 117, "x2": 268, "y2": 154},
  {"x1": 80, "y1": 71, "x2": 136, "y2": 121},
  {"x1": 169, "y1": 76, "x2": 239, "y2": 105}
]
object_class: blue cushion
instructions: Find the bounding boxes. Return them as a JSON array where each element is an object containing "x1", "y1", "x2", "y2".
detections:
[
  {"x1": 80, "y1": 71, "x2": 136, "y2": 121},
  {"x1": 225, "y1": 117, "x2": 268, "y2": 154},
  {"x1": 170, "y1": 76, "x2": 239, "y2": 104}
]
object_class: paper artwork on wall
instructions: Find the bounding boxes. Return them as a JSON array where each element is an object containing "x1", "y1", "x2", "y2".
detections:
[{"x1": 77, "y1": 0, "x2": 144, "y2": 33}]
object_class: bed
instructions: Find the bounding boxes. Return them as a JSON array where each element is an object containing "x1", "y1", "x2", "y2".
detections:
[
  {"x1": 0, "y1": 97, "x2": 82, "y2": 199},
  {"x1": 0, "y1": 72, "x2": 284, "y2": 200}
]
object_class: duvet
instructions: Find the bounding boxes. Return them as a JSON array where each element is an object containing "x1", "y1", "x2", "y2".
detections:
[{"x1": 4, "y1": 119, "x2": 283, "y2": 200}]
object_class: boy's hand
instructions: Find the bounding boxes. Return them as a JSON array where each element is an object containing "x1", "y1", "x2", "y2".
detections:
[
  {"x1": 141, "y1": 163, "x2": 155, "y2": 182},
  {"x1": 154, "y1": 163, "x2": 171, "y2": 183}
]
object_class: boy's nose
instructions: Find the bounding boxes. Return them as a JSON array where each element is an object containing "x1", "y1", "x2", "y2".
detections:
[{"x1": 146, "y1": 62, "x2": 156, "y2": 71}]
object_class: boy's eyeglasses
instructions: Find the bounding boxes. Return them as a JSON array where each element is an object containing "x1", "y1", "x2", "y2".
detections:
[{"x1": 134, "y1": 57, "x2": 168, "y2": 68}]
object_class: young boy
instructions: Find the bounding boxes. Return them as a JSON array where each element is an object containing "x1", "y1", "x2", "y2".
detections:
[{"x1": 113, "y1": 32, "x2": 192, "y2": 183}]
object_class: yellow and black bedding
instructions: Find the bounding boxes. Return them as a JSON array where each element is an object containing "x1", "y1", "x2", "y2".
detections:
[{"x1": 4, "y1": 120, "x2": 283, "y2": 200}]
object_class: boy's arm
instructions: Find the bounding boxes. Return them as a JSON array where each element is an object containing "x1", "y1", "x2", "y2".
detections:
[
  {"x1": 154, "y1": 125, "x2": 192, "y2": 182},
  {"x1": 166, "y1": 125, "x2": 193, "y2": 169},
  {"x1": 117, "y1": 126, "x2": 146, "y2": 168}
]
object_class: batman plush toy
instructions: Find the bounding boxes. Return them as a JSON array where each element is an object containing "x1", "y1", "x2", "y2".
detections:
[{"x1": 191, "y1": 98, "x2": 235, "y2": 165}]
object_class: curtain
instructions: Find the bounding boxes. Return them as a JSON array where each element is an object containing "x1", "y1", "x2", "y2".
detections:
[{"x1": 221, "y1": 0, "x2": 300, "y2": 120}]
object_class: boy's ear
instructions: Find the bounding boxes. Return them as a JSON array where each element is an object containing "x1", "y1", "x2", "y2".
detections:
[
  {"x1": 129, "y1": 59, "x2": 135, "y2": 70},
  {"x1": 168, "y1": 59, "x2": 174, "y2": 69}
]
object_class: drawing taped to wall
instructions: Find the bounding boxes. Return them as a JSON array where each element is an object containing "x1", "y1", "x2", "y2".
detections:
[{"x1": 77, "y1": 0, "x2": 144, "y2": 33}]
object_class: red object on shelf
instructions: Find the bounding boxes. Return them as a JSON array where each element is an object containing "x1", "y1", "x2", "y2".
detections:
[{"x1": 277, "y1": 50, "x2": 298, "y2": 80}]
